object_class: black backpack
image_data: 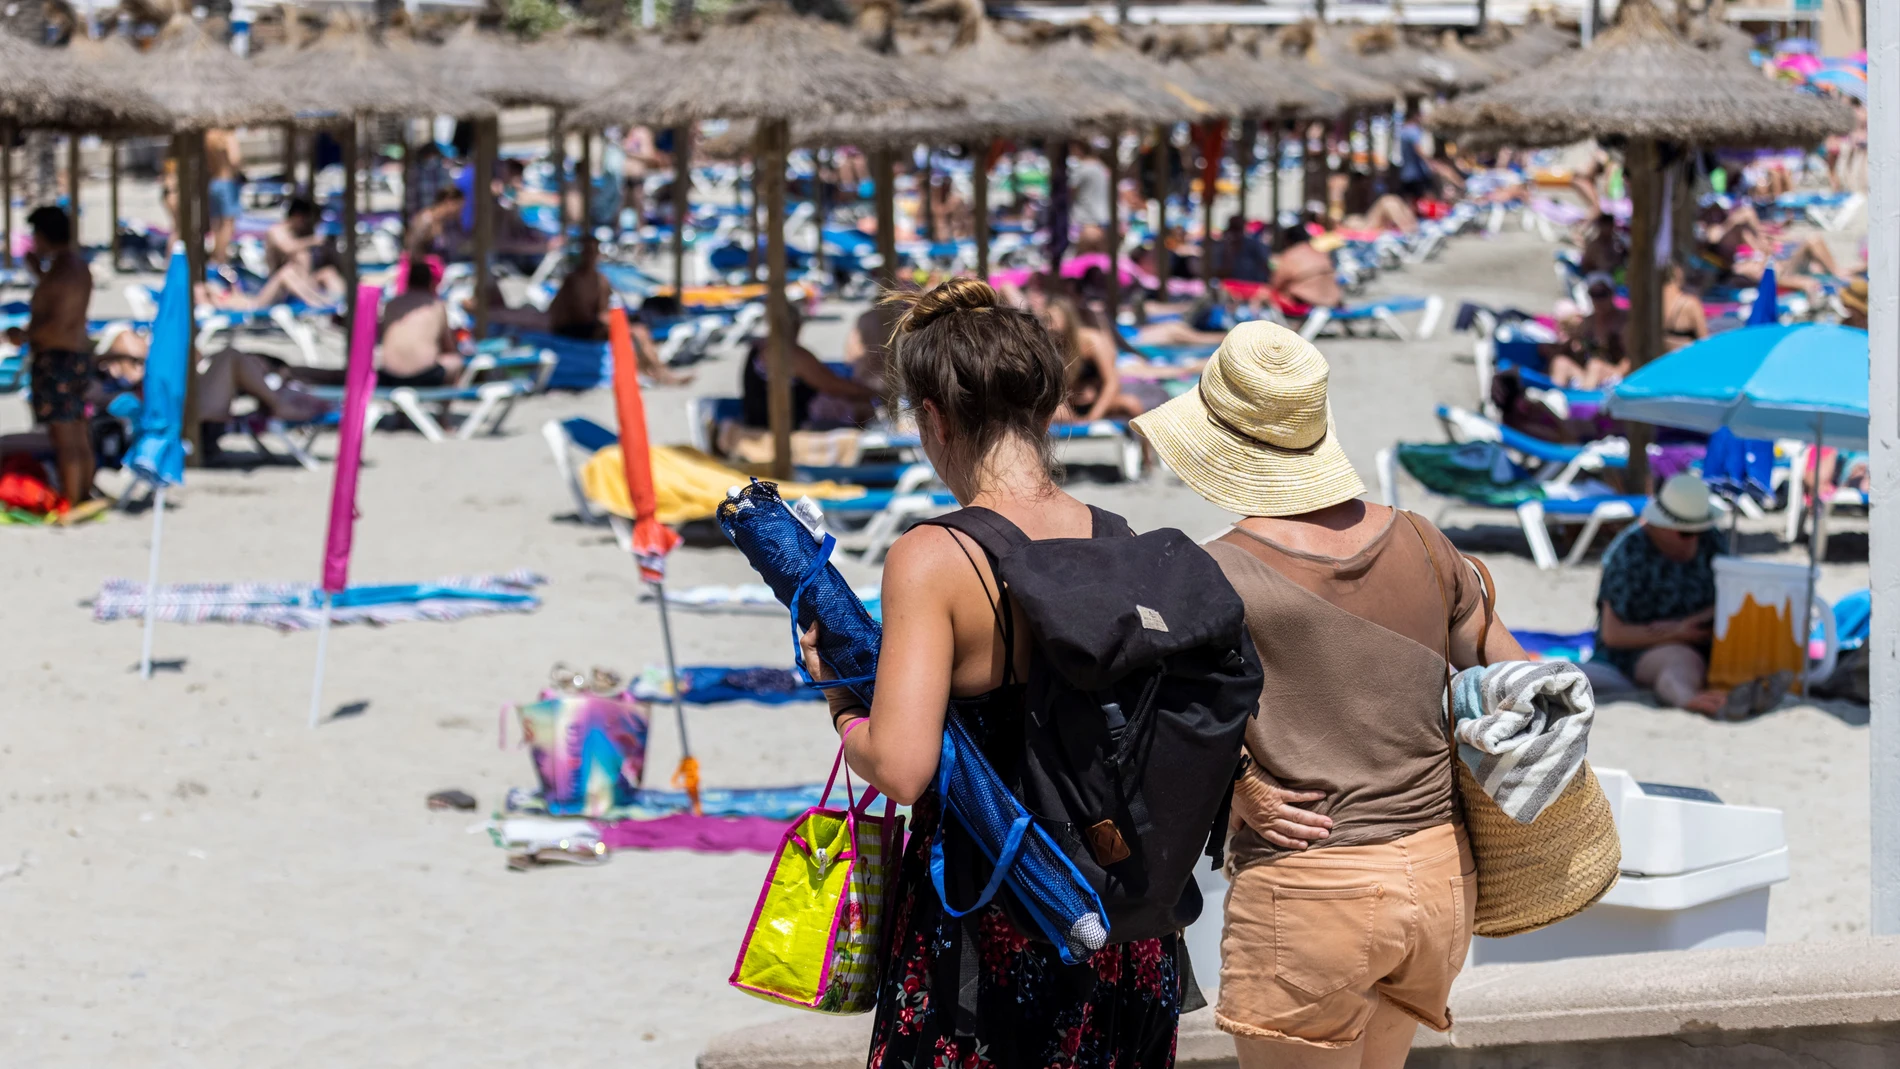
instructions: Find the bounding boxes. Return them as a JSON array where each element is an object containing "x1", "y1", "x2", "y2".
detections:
[{"x1": 924, "y1": 505, "x2": 1262, "y2": 945}]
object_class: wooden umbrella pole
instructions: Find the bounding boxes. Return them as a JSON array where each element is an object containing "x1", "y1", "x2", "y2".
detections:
[
  {"x1": 578, "y1": 129, "x2": 594, "y2": 239},
  {"x1": 397, "y1": 120, "x2": 413, "y2": 244},
  {"x1": 762, "y1": 119, "x2": 794, "y2": 481},
  {"x1": 1105, "y1": 132, "x2": 1121, "y2": 322},
  {"x1": 550, "y1": 111, "x2": 568, "y2": 240},
  {"x1": 181, "y1": 132, "x2": 204, "y2": 465},
  {"x1": 920, "y1": 145, "x2": 936, "y2": 243},
  {"x1": 872, "y1": 147, "x2": 897, "y2": 287},
  {"x1": 281, "y1": 122, "x2": 297, "y2": 194},
  {"x1": 1152, "y1": 125, "x2": 1171, "y2": 293},
  {"x1": 342, "y1": 118, "x2": 362, "y2": 341},
  {"x1": 67, "y1": 134, "x2": 81, "y2": 243},
  {"x1": 2, "y1": 122, "x2": 11, "y2": 268},
  {"x1": 670, "y1": 124, "x2": 691, "y2": 295},
  {"x1": 1267, "y1": 123, "x2": 1281, "y2": 226},
  {"x1": 1201, "y1": 125, "x2": 1221, "y2": 292},
  {"x1": 813, "y1": 146, "x2": 828, "y2": 278},
  {"x1": 108, "y1": 141, "x2": 120, "y2": 272},
  {"x1": 1234, "y1": 119, "x2": 1254, "y2": 221},
  {"x1": 747, "y1": 131, "x2": 762, "y2": 282},
  {"x1": 473, "y1": 117, "x2": 495, "y2": 339},
  {"x1": 973, "y1": 139, "x2": 991, "y2": 280},
  {"x1": 1623, "y1": 137, "x2": 1663, "y2": 493}
]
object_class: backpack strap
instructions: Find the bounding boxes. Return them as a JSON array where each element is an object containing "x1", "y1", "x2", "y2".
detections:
[{"x1": 923, "y1": 506, "x2": 1032, "y2": 559}]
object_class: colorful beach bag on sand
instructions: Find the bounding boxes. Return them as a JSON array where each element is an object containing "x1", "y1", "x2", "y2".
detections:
[
  {"x1": 730, "y1": 743, "x2": 904, "y2": 1014},
  {"x1": 512, "y1": 691, "x2": 651, "y2": 817}
]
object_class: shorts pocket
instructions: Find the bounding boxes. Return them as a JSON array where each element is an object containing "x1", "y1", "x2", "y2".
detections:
[
  {"x1": 1271, "y1": 884, "x2": 1381, "y2": 998},
  {"x1": 1446, "y1": 873, "x2": 1477, "y2": 972}
]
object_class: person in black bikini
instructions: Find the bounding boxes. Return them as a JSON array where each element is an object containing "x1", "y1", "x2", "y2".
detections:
[{"x1": 738, "y1": 304, "x2": 876, "y2": 430}]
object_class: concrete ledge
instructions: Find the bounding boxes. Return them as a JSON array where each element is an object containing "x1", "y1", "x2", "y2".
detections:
[{"x1": 700, "y1": 938, "x2": 1900, "y2": 1068}]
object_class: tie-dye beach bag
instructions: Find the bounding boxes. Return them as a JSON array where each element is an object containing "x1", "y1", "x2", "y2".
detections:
[
  {"x1": 729, "y1": 739, "x2": 904, "y2": 1014},
  {"x1": 514, "y1": 690, "x2": 650, "y2": 817}
]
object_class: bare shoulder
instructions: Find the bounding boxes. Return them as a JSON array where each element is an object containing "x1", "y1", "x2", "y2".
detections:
[{"x1": 884, "y1": 523, "x2": 973, "y2": 586}]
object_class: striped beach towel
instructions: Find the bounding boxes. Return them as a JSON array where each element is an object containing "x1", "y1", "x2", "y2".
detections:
[
  {"x1": 90, "y1": 570, "x2": 546, "y2": 632},
  {"x1": 1449, "y1": 660, "x2": 1596, "y2": 824}
]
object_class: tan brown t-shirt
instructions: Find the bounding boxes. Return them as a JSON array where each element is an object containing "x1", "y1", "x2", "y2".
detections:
[{"x1": 1205, "y1": 509, "x2": 1481, "y2": 867}]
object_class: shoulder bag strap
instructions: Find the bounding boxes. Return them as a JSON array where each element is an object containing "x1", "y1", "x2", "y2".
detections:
[{"x1": 1402, "y1": 510, "x2": 1466, "y2": 813}]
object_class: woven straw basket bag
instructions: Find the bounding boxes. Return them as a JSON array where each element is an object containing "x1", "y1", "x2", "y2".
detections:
[{"x1": 1406, "y1": 513, "x2": 1622, "y2": 938}]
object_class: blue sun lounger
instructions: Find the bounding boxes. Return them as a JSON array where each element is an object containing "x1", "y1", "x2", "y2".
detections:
[{"x1": 1299, "y1": 295, "x2": 1445, "y2": 342}]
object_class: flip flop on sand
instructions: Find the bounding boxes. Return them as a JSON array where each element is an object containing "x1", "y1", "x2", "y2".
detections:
[
  {"x1": 1715, "y1": 670, "x2": 1795, "y2": 722},
  {"x1": 506, "y1": 842, "x2": 609, "y2": 872}
]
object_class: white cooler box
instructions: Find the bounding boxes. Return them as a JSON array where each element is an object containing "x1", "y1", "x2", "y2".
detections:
[
  {"x1": 1471, "y1": 767, "x2": 1787, "y2": 964},
  {"x1": 1182, "y1": 768, "x2": 1788, "y2": 990}
]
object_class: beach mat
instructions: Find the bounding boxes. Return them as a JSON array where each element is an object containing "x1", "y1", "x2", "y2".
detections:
[{"x1": 91, "y1": 570, "x2": 545, "y2": 631}]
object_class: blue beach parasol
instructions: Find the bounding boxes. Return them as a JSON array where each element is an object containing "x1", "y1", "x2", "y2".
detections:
[
  {"x1": 127, "y1": 243, "x2": 192, "y2": 679},
  {"x1": 1608, "y1": 321, "x2": 1869, "y2": 684}
]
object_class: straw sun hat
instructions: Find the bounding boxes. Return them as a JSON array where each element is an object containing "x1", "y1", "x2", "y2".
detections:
[{"x1": 1130, "y1": 322, "x2": 1365, "y2": 517}]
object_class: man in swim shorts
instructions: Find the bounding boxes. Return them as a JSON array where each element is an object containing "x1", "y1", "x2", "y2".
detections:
[{"x1": 5, "y1": 207, "x2": 96, "y2": 503}]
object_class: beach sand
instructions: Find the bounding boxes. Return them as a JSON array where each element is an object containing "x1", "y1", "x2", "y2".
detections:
[{"x1": 0, "y1": 219, "x2": 1871, "y2": 1066}]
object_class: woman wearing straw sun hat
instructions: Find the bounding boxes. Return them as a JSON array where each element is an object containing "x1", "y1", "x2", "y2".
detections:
[{"x1": 1132, "y1": 322, "x2": 1529, "y2": 1068}]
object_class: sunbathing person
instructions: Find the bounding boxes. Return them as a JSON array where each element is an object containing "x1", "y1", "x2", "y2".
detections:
[
  {"x1": 1209, "y1": 214, "x2": 1274, "y2": 283},
  {"x1": 98, "y1": 337, "x2": 330, "y2": 427},
  {"x1": 739, "y1": 305, "x2": 877, "y2": 430},
  {"x1": 1268, "y1": 222, "x2": 1343, "y2": 312},
  {"x1": 1546, "y1": 275, "x2": 1629, "y2": 389},
  {"x1": 1577, "y1": 212, "x2": 1626, "y2": 277},
  {"x1": 1045, "y1": 296, "x2": 1161, "y2": 420},
  {"x1": 407, "y1": 186, "x2": 468, "y2": 260},
  {"x1": 377, "y1": 259, "x2": 464, "y2": 387},
  {"x1": 546, "y1": 237, "x2": 612, "y2": 342},
  {"x1": 1662, "y1": 263, "x2": 1709, "y2": 351},
  {"x1": 1340, "y1": 194, "x2": 1419, "y2": 235},
  {"x1": 251, "y1": 196, "x2": 345, "y2": 307}
]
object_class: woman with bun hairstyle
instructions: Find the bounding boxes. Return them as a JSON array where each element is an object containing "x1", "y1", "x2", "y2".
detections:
[{"x1": 800, "y1": 278, "x2": 1187, "y2": 1069}]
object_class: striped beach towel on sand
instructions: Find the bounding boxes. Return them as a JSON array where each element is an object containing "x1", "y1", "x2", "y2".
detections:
[
  {"x1": 1450, "y1": 660, "x2": 1596, "y2": 824},
  {"x1": 90, "y1": 570, "x2": 545, "y2": 632}
]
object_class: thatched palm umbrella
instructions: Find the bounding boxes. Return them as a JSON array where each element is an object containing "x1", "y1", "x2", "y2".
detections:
[
  {"x1": 264, "y1": 20, "x2": 495, "y2": 343},
  {"x1": 0, "y1": 31, "x2": 167, "y2": 268},
  {"x1": 1469, "y1": 13, "x2": 1577, "y2": 75},
  {"x1": 1430, "y1": 1, "x2": 1852, "y2": 486},
  {"x1": 571, "y1": 3, "x2": 954, "y2": 479},
  {"x1": 425, "y1": 25, "x2": 635, "y2": 242}
]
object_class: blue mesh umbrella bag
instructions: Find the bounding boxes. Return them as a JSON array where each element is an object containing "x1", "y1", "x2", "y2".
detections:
[{"x1": 716, "y1": 481, "x2": 1109, "y2": 962}]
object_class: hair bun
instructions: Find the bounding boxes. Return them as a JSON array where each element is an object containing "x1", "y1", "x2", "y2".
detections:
[{"x1": 886, "y1": 277, "x2": 999, "y2": 334}]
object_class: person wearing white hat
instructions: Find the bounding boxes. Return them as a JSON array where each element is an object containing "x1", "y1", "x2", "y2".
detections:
[
  {"x1": 1592, "y1": 473, "x2": 1790, "y2": 720},
  {"x1": 1133, "y1": 322, "x2": 1529, "y2": 1066}
]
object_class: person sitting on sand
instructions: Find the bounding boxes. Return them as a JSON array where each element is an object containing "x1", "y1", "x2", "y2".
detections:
[
  {"x1": 1589, "y1": 474, "x2": 1791, "y2": 720},
  {"x1": 1546, "y1": 274, "x2": 1628, "y2": 389},
  {"x1": 1268, "y1": 222, "x2": 1342, "y2": 312},
  {"x1": 377, "y1": 259, "x2": 463, "y2": 387}
]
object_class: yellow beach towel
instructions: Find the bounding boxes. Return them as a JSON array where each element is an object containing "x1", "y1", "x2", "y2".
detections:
[{"x1": 579, "y1": 444, "x2": 864, "y2": 525}]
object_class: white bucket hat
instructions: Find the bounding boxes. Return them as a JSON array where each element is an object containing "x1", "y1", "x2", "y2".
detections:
[{"x1": 1642, "y1": 473, "x2": 1717, "y2": 532}]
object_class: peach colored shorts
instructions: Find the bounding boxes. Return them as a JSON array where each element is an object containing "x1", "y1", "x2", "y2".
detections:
[{"x1": 1216, "y1": 823, "x2": 1476, "y2": 1049}]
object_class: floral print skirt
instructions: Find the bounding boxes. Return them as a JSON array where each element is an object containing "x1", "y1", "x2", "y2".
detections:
[{"x1": 868, "y1": 794, "x2": 1183, "y2": 1069}]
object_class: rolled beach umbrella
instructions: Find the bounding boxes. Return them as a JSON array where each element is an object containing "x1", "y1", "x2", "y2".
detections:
[{"x1": 571, "y1": 2, "x2": 958, "y2": 481}]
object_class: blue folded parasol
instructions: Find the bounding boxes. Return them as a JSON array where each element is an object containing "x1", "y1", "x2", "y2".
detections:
[{"x1": 716, "y1": 480, "x2": 1109, "y2": 962}]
